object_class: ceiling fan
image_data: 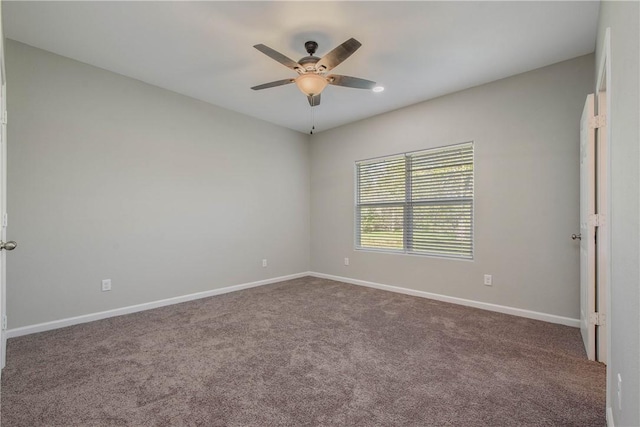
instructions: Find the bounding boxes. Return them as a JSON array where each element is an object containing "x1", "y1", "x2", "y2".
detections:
[{"x1": 251, "y1": 38, "x2": 376, "y2": 107}]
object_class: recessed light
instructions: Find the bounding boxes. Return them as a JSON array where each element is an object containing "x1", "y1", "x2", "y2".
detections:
[{"x1": 372, "y1": 86, "x2": 385, "y2": 93}]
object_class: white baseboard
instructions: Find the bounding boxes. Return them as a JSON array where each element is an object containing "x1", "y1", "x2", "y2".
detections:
[
  {"x1": 5, "y1": 272, "x2": 310, "y2": 339},
  {"x1": 309, "y1": 272, "x2": 580, "y2": 327},
  {"x1": 606, "y1": 407, "x2": 614, "y2": 427}
]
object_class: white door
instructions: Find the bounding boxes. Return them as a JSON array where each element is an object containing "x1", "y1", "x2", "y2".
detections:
[
  {"x1": 579, "y1": 94, "x2": 596, "y2": 361},
  {"x1": 0, "y1": 1, "x2": 12, "y2": 370}
]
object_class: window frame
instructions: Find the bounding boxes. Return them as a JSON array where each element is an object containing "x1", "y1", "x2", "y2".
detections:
[{"x1": 354, "y1": 141, "x2": 475, "y2": 260}]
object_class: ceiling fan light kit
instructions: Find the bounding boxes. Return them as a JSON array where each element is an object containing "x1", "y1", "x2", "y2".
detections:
[
  {"x1": 251, "y1": 37, "x2": 377, "y2": 108},
  {"x1": 295, "y1": 73, "x2": 328, "y2": 96}
]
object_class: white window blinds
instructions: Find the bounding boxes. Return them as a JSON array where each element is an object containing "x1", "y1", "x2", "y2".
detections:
[{"x1": 356, "y1": 142, "x2": 474, "y2": 259}]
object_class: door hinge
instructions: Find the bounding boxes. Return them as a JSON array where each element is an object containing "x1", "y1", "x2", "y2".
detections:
[
  {"x1": 589, "y1": 114, "x2": 606, "y2": 129},
  {"x1": 2, "y1": 315, "x2": 6, "y2": 330},
  {"x1": 589, "y1": 312, "x2": 606, "y2": 326},
  {"x1": 2, "y1": 213, "x2": 7, "y2": 228},
  {"x1": 589, "y1": 214, "x2": 604, "y2": 227},
  {"x1": 1, "y1": 110, "x2": 6, "y2": 125}
]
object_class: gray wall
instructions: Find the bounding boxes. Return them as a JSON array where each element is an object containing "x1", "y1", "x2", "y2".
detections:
[
  {"x1": 596, "y1": 2, "x2": 640, "y2": 425},
  {"x1": 6, "y1": 40, "x2": 597, "y2": 329},
  {"x1": 310, "y1": 55, "x2": 594, "y2": 320},
  {"x1": 6, "y1": 40, "x2": 310, "y2": 328}
]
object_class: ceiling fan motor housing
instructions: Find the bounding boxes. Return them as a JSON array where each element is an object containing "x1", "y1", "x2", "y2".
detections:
[{"x1": 298, "y1": 56, "x2": 320, "y2": 72}]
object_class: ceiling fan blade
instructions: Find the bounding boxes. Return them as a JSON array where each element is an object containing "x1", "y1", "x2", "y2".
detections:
[
  {"x1": 327, "y1": 74, "x2": 376, "y2": 90},
  {"x1": 253, "y1": 44, "x2": 300, "y2": 70},
  {"x1": 307, "y1": 94, "x2": 321, "y2": 107},
  {"x1": 316, "y1": 38, "x2": 362, "y2": 72},
  {"x1": 251, "y1": 79, "x2": 295, "y2": 90}
]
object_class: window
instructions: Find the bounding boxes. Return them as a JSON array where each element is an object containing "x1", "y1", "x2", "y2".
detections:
[{"x1": 355, "y1": 142, "x2": 474, "y2": 259}]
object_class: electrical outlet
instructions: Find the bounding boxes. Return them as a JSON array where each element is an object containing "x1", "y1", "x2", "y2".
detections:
[
  {"x1": 484, "y1": 274, "x2": 492, "y2": 286},
  {"x1": 617, "y1": 373, "x2": 622, "y2": 410},
  {"x1": 101, "y1": 279, "x2": 112, "y2": 292},
  {"x1": 344, "y1": 257, "x2": 350, "y2": 266},
  {"x1": 262, "y1": 259, "x2": 267, "y2": 268}
]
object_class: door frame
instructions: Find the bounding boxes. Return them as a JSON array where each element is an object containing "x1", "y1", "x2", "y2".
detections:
[
  {"x1": 595, "y1": 67, "x2": 609, "y2": 365},
  {"x1": 595, "y1": 26, "x2": 612, "y2": 418}
]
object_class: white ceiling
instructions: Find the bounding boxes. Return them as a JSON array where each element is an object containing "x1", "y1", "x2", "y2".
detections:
[{"x1": 4, "y1": 1, "x2": 600, "y2": 134}]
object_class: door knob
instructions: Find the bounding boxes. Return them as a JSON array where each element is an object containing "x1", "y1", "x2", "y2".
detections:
[
  {"x1": 571, "y1": 234, "x2": 581, "y2": 240},
  {"x1": 0, "y1": 241, "x2": 17, "y2": 251}
]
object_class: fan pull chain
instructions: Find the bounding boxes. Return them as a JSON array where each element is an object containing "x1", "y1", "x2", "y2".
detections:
[{"x1": 310, "y1": 105, "x2": 315, "y2": 135}]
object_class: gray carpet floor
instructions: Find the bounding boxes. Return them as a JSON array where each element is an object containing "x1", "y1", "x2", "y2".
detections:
[{"x1": 1, "y1": 276, "x2": 605, "y2": 426}]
